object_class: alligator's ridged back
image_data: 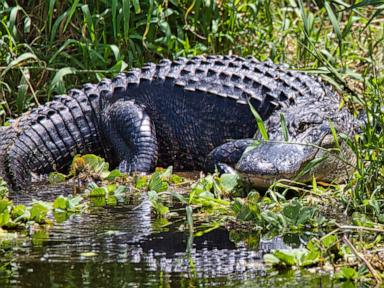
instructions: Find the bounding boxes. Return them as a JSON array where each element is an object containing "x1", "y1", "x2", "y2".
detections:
[
  {"x1": 115, "y1": 55, "x2": 336, "y2": 110},
  {"x1": 3, "y1": 87, "x2": 102, "y2": 189},
  {"x1": 101, "y1": 55, "x2": 339, "y2": 168}
]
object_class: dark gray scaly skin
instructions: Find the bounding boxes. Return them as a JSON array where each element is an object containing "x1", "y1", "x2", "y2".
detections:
[{"x1": 0, "y1": 55, "x2": 359, "y2": 190}]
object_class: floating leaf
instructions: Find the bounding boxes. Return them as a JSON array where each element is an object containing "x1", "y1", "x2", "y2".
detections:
[
  {"x1": 48, "y1": 172, "x2": 67, "y2": 184},
  {"x1": 220, "y1": 173, "x2": 239, "y2": 193},
  {"x1": 53, "y1": 196, "x2": 68, "y2": 210},
  {"x1": 148, "y1": 173, "x2": 168, "y2": 192},
  {"x1": 135, "y1": 175, "x2": 148, "y2": 189},
  {"x1": 89, "y1": 187, "x2": 107, "y2": 197},
  {"x1": 30, "y1": 202, "x2": 49, "y2": 224}
]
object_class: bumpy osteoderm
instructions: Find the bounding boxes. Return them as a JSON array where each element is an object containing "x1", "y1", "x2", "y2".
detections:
[{"x1": 0, "y1": 55, "x2": 359, "y2": 190}]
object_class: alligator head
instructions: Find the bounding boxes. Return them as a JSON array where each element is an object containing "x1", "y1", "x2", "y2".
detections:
[{"x1": 236, "y1": 102, "x2": 359, "y2": 189}]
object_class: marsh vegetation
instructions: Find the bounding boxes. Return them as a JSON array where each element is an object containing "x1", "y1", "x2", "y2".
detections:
[{"x1": 1, "y1": 0, "x2": 384, "y2": 286}]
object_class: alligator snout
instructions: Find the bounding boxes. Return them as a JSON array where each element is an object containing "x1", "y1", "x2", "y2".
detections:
[{"x1": 236, "y1": 141, "x2": 319, "y2": 189}]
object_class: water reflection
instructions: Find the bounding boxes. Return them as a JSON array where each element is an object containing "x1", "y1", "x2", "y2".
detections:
[{"x1": 0, "y1": 183, "x2": 331, "y2": 287}]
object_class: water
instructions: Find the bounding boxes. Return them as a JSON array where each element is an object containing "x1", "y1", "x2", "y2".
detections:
[{"x1": 0, "y1": 183, "x2": 336, "y2": 287}]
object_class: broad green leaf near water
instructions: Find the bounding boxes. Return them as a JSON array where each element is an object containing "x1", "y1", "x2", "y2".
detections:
[
  {"x1": 264, "y1": 248, "x2": 320, "y2": 267},
  {"x1": 53, "y1": 196, "x2": 68, "y2": 210},
  {"x1": 148, "y1": 173, "x2": 168, "y2": 192},
  {"x1": 89, "y1": 187, "x2": 107, "y2": 197},
  {"x1": 48, "y1": 172, "x2": 67, "y2": 184},
  {"x1": 220, "y1": 173, "x2": 239, "y2": 193},
  {"x1": 30, "y1": 202, "x2": 49, "y2": 224},
  {"x1": 147, "y1": 190, "x2": 169, "y2": 216}
]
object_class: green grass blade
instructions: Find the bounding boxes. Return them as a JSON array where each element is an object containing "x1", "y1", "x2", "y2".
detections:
[
  {"x1": 63, "y1": 0, "x2": 80, "y2": 32},
  {"x1": 328, "y1": 121, "x2": 341, "y2": 150},
  {"x1": 248, "y1": 100, "x2": 269, "y2": 141},
  {"x1": 1, "y1": 52, "x2": 38, "y2": 76},
  {"x1": 47, "y1": 0, "x2": 56, "y2": 33},
  {"x1": 8, "y1": 5, "x2": 21, "y2": 37},
  {"x1": 295, "y1": 156, "x2": 327, "y2": 180},
  {"x1": 132, "y1": 0, "x2": 141, "y2": 14},
  {"x1": 49, "y1": 67, "x2": 77, "y2": 95},
  {"x1": 324, "y1": 1, "x2": 342, "y2": 42},
  {"x1": 81, "y1": 4, "x2": 95, "y2": 42},
  {"x1": 50, "y1": 11, "x2": 68, "y2": 42},
  {"x1": 280, "y1": 113, "x2": 289, "y2": 142},
  {"x1": 111, "y1": 0, "x2": 118, "y2": 38},
  {"x1": 123, "y1": 0, "x2": 131, "y2": 41}
]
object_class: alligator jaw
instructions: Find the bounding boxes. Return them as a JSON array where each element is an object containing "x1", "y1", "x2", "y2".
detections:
[{"x1": 236, "y1": 140, "x2": 321, "y2": 189}]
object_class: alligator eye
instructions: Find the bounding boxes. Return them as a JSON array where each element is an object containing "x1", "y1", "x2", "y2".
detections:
[{"x1": 297, "y1": 122, "x2": 308, "y2": 133}]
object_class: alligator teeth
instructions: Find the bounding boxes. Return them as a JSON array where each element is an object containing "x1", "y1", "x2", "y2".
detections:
[
  {"x1": 196, "y1": 86, "x2": 208, "y2": 92},
  {"x1": 175, "y1": 80, "x2": 186, "y2": 87}
]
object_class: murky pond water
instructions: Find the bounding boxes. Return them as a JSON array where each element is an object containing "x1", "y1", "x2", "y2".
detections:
[{"x1": 0, "y1": 183, "x2": 336, "y2": 287}]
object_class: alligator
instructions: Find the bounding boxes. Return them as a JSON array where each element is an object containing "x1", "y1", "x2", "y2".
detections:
[{"x1": 0, "y1": 55, "x2": 359, "y2": 190}]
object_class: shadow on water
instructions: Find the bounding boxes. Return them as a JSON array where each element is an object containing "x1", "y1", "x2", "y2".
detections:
[{"x1": 0, "y1": 183, "x2": 338, "y2": 287}]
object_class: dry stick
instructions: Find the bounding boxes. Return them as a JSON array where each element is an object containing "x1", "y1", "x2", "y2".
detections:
[
  {"x1": 336, "y1": 223, "x2": 384, "y2": 233},
  {"x1": 342, "y1": 234, "x2": 382, "y2": 285}
]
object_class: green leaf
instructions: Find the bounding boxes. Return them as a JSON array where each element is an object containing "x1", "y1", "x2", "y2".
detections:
[
  {"x1": 135, "y1": 175, "x2": 148, "y2": 189},
  {"x1": 11, "y1": 205, "x2": 26, "y2": 219},
  {"x1": 159, "y1": 166, "x2": 173, "y2": 180},
  {"x1": 295, "y1": 156, "x2": 327, "y2": 180},
  {"x1": 220, "y1": 173, "x2": 239, "y2": 193},
  {"x1": 105, "y1": 169, "x2": 123, "y2": 181},
  {"x1": 0, "y1": 211, "x2": 10, "y2": 226},
  {"x1": 147, "y1": 190, "x2": 169, "y2": 216},
  {"x1": 328, "y1": 121, "x2": 340, "y2": 150},
  {"x1": 280, "y1": 113, "x2": 289, "y2": 142},
  {"x1": 132, "y1": 0, "x2": 141, "y2": 13},
  {"x1": 335, "y1": 267, "x2": 358, "y2": 280},
  {"x1": 0, "y1": 199, "x2": 11, "y2": 213},
  {"x1": 53, "y1": 196, "x2": 68, "y2": 210},
  {"x1": 67, "y1": 196, "x2": 83, "y2": 210},
  {"x1": 321, "y1": 234, "x2": 338, "y2": 249},
  {"x1": 48, "y1": 172, "x2": 67, "y2": 184},
  {"x1": 82, "y1": 154, "x2": 110, "y2": 173},
  {"x1": 324, "y1": 1, "x2": 342, "y2": 42},
  {"x1": 63, "y1": 0, "x2": 80, "y2": 32},
  {"x1": 273, "y1": 250, "x2": 297, "y2": 266},
  {"x1": 248, "y1": 100, "x2": 269, "y2": 141},
  {"x1": 1, "y1": 53, "x2": 38, "y2": 76},
  {"x1": 89, "y1": 187, "x2": 107, "y2": 197},
  {"x1": 169, "y1": 174, "x2": 184, "y2": 184},
  {"x1": 148, "y1": 173, "x2": 168, "y2": 192},
  {"x1": 263, "y1": 254, "x2": 281, "y2": 265},
  {"x1": 50, "y1": 67, "x2": 77, "y2": 94},
  {"x1": 30, "y1": 202, "x2": 49, "y2": 224}
]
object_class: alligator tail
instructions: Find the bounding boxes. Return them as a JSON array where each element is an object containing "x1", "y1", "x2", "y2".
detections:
[{"x1": 3, "y1": 86, "x2": 102, "y2": 190}]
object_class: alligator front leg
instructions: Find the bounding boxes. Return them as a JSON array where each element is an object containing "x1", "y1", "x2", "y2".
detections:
[
  {"x1": 205, "y1": 139, "x2": 255, "y2": 174},
  {"x1": 101, "y1": 100, "x2": 158, "y2": 173}
]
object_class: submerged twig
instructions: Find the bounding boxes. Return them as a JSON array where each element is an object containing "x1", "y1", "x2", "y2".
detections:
[{"x1": 342, "y1": 234, "x2": 382, "y2": 285}]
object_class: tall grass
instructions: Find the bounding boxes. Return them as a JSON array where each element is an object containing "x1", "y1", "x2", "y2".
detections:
[{"x1": 0, "y1": 0, "x2": 383, "y2": 213}]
